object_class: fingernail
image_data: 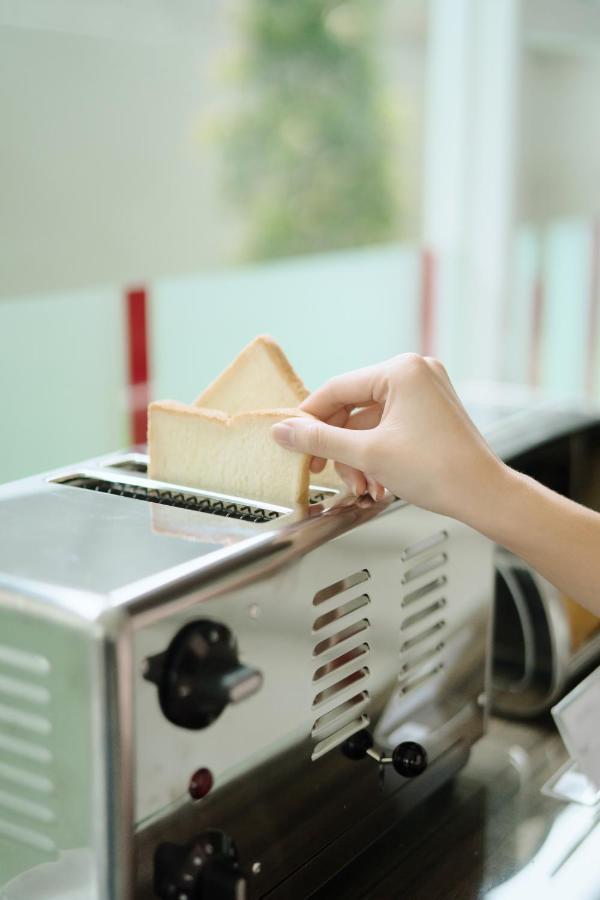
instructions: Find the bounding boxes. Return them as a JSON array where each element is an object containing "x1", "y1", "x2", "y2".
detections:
[{"x1": 271, "y1": 422, "x2": 296, "y2": 449}]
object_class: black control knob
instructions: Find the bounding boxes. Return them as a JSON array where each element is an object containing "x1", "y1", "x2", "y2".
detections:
[
  {"x1": 144, "y1": 620, "x2": 263, "y2": 729},
  {"x1": 154, "y1": 829, "x2": 247, "y2": 900},
  {"x1": 391, "y1": 741, "x2": 428, "y2": 777}
]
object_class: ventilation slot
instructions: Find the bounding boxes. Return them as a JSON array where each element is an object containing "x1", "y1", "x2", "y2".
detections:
[
  {"x1": 401, "y1": 598, "x2": 447, "y2": 631},
  {"x1": 402, "y1": 553, "x2": 447, "y2": 584},
  {"x1": 313, "y1": 668, "x2": 369, "y2": 708},
  {"x1": 398, "y1": 663, "x2": 444, "y2": 695},
  {"x1": 313, "y1": 643, "x2": 369, "y2": 682},
  {"x1": 311, "y1": 571, "x2": 372, "y2": 760},
  {"x1": 313, "y1": 619, "x2": 370, "y2": 658},
  {"x1": 313, "y1": 594, "x2": 370, "y2": 633},
  {"x1": 400, "y1": 620, "x2": 445, "y2": 653},
  {"x1": 311, "y1": 693, "x2": 370, "y2": 741},
  {"x1": 402, "y1": 530, "x2": 448, "y2": 561},
  {"x1": 400, "y1": 641, "x2": 445, "y2": 674},
  {"x1": 312, "y1": 715, "x2": 370, "y2": 762},
  {"x1": 313, "y1": 570, "x2": 370, "y2": 606},
  {"x1": 402, "y1": 576, "x2": 447, "y2": 607},
  {"x1": 0, "y1": 643, "x2": 56, "y2": 856},
  {"x1": 398, "y1": 537, "x2": 449, "y2": 691}
]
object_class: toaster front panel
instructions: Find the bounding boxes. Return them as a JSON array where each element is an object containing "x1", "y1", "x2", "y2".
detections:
[{"x1": 132, "y1": 505, "x2": 494, "y2": 898}]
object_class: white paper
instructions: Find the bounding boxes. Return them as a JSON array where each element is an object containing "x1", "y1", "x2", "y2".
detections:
[{"x1": 552, "y1": 666, "x2": 600, "y2": 791}]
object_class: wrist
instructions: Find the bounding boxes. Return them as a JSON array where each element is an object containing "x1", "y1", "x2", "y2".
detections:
[{"x1": 460, "y1": 459, "x2": 524, "y2": 545}]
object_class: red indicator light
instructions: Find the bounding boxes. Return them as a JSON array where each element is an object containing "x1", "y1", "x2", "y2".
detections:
[{"x1": 188, "y1": 767, "x2": 214, "y2": 801}]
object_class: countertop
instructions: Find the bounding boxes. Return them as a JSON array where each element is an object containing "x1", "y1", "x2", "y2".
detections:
[{"x1": 312, "y1": 717, "x2": 600, "y2": 899}]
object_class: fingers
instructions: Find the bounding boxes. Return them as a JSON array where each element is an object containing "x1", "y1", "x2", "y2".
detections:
[
  {"x1": 304, "y1": 403, "x2": 382, "y2": 472},
  {"x1": 300, "y1": 364, "x2": 387, "y2": 421},
  {"x1": 344, "y1": 403, "x2": 382, "y2": 431},
  {"x1": 272, "y1": 417, "x2": 366, "y2": 470},
  {"x1": 335, "y1": 462, "x2": 367, "y2": 496},
  {"x1": 309, "y1": 405, "x2": 355, "y2": 473}
]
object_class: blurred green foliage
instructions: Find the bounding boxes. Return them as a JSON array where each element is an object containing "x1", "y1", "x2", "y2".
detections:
[{"x1": 224, "y1": 0, "x2": 397, "y2": 260}]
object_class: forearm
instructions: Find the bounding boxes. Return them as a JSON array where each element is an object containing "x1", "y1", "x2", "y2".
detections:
[{"x1": 466, "y1": 463, "x2": 600, "y2": 617}]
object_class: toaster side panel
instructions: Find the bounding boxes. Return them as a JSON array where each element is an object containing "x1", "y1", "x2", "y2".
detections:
[{"x1": 0, "y1": 592, "x2": 108, "y2": 900}]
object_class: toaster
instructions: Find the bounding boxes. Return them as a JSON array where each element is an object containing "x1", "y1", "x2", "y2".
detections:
[
  {"x1": 466, "y1": 390, "x2": 600, "y2": 717},
  {"x1": 0, "y1": 450, "x2": 494, "y2": 899}
]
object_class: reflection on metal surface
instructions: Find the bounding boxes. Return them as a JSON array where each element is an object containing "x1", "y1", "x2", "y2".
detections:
[{"x1": 487, "y1": 805, "x2": 600, "y2": 900}]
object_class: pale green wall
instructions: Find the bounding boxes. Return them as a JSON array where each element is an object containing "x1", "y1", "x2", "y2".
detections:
[
  {"x1": 151, "y1": 245, "x2": 421, "y2": 403},
  {"x1": 0, "y1": 289, "x2": 128, "y2": 483},
  {"x1": 540, "y1": 220, "x2": 593, "y2": 395}
]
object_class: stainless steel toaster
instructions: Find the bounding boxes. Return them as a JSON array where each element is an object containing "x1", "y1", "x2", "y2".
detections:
[{"x1": 0, "y1": 451, "x2": 494, "y2": 900}]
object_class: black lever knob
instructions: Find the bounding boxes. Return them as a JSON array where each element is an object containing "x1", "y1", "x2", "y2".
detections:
[
  {"x1": 391, "y1": 741, "x2": 428, "y2": 777},
  {"x1": 154, "y1": 829, "x2": 247, "y2": 900},
  {"x1": 341, "y1": 728, "x2": 374, "y2": 760},
  {"x1": 144, "y1": 620, "x2": 262, "y2": 729},
  {"x1": 341, "y1": 730, "x2": 428, "y2": 779}
]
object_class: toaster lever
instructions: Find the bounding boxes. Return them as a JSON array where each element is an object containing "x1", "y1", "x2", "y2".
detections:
[
  {"x1": 143, "y1": 619, "x2": 263, "y2": 730},
  {"x1": 341, "y1": 729, "x2": 428, "y2": 778}
]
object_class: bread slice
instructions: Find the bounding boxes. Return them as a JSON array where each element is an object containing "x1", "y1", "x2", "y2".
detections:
[
  {"x1": 148, "y1": 401, "x2": 312, "y2": 507},
  {"x1": 195, "y1": 335, "x2": 309, "y2": 413},
  {"x1": 195, "y1": 334, "x2": 344, "y2": 491}
]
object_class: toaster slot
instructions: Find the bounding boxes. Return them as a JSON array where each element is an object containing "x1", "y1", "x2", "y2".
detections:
[
  {"x1": 100, "y1": 454, "x2": 338, "y2": 505},
  {"x1": 51, "y1": 473, "x2": 284, "y2": 524}
]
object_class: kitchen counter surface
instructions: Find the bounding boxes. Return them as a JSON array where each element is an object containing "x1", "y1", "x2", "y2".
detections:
[{"x1": 312, "y1": 716, "x2": 600, "y2": 899}]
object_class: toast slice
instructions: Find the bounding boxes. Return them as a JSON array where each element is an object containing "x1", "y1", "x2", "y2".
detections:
[
  {"x1": 194, "y1": 334, "x2": 344, "y2": 490},
  {"x1": 194, "y1": 335, "x2": 309, "y2": 413},
  {"x1": 148, "y1": 401, "x2": 312, "y2": 507}
]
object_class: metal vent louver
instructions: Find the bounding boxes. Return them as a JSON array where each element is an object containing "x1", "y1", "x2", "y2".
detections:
[
  {"x1": 310, "y1": 570, "x2": 372, "y2": 760},
  {"x1": 398, "y1": 531, "x2": 449, "y2": 695},
  {"x1": 0, "y1": 642, "x2": 57, "y2": 856}
]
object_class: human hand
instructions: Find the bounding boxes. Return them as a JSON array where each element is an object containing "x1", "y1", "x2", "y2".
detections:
[{"x1": 271, "y1": 354, "x2": 507, "y2": 521}]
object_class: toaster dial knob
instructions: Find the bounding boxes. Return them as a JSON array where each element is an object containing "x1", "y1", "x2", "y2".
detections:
[
  {"x1": 391, "y1": 741, "x2": 428, "y2": 777},
  {"x1": 144, "y1": 619, "x2": 263, "y2": 729},
  {"x1": 154, "y1": 829, "x2": 247, "y2": 900}
]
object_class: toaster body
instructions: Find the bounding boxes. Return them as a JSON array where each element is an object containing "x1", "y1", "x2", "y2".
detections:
[{"x1": 0, "y1": 451, "x2": 494, "y2": 899}]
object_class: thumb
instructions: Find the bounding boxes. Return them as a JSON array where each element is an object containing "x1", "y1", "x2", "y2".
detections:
[{"x1": 271, "y1": 417, "x2": 363, "y2": 469}]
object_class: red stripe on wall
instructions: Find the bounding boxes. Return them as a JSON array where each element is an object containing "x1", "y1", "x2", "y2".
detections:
[
  {"x1": 126, "y1": 286, "x2": 150, "y2": 445},
  {"x1": 586, "y1": 219, "x2": 600, "y2": 396},
  {"x1": 420, "y1": 248, "x2": 436, "y2": 356},
  {"x1": 529, "y1": 273, "x2": 544, "y2": 386}
]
